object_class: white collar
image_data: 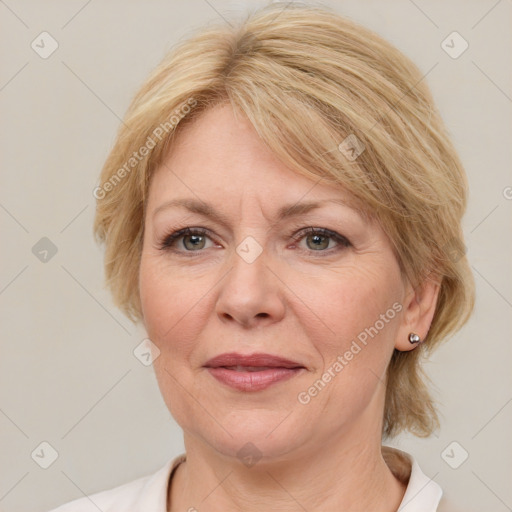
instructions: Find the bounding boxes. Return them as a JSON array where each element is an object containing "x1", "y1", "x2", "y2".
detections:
[{"x1": 393, "y1": 449, "x2": 443, "y2": 511}]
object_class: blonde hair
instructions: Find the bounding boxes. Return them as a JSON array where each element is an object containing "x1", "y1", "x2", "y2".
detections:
[{"x1": 93, "y1": 2, "x2": 475, "y2": 438}]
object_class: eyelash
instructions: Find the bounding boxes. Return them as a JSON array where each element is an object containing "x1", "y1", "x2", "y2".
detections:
[{"x1": 158, "y1": 226, "x2": 352, "y2": 257}]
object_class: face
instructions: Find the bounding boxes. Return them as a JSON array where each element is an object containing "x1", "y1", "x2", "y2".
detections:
[{"x1": 139, "y1": 103, "x2": 412, "y2": 462}]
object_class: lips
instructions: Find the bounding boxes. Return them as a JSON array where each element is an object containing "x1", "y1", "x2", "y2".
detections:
[
  {"x1": 223, "y1": 366, "x2": 280, "y2": 372},
  {"x1": 203, "y1": 352, "x2": 304, "y2": 370},
  {"x1": 203, "y1": 352, "x2": 306, "y2": 392}
]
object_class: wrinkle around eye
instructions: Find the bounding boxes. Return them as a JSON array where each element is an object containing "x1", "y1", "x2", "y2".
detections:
[{"x1": 149, "y1": 213, "x2": 374, "y2": 257}]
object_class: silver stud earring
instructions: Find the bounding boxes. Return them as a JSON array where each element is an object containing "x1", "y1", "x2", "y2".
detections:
[{"x1": 408, "y1": 332, "x2": 421, "y2": 344}]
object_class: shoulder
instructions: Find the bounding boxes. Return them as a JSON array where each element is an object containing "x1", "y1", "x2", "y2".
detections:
[
  {"x1": 46, "y1": 454, "x2": 185, "y2": 512},
  {"x1": 383, "y1": 446, "x2": 446, "y2": 511}
]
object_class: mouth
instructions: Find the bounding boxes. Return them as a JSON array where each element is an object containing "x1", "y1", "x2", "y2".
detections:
[
  {"x1": 203, "y1": 353, "x2": 306, "y2": 392},
  {"x1": 221, "y1": 365, "x2": 296, "y2": 372},
  {"x1": 204, "y1": 352, "x2": 304, "y2": 369}
]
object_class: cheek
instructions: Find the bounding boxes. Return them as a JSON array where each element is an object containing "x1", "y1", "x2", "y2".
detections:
[
  {"x1": 293, "y1": 266, "x2": 401, "y2": 422},
  {"x1": 139, "y1": 254, "x2": 216, "y2": 364},
  {"x1": 139, "y1": 256, "x2": 191, "y2": 349},
  {"x1": 139, "y1": 256, "x2": 208, "y2": 420},
  {"x1": 295, "y1": 263, "x2": 402, "y2": 368},
  {"x1": 139, "y1": 259, "x2": 172, "y2": 339}
]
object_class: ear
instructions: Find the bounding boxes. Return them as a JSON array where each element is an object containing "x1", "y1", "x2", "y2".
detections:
[{"x1": 394, "y1": 276, "x2": 441, "y2": 352}]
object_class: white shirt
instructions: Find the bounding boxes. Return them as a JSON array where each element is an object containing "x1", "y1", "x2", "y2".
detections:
[{"x1": 47, "y1": 448, "x2": 457, "y2": 511}]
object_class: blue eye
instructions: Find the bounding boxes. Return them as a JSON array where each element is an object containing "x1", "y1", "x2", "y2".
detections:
[
  {"x1": 159, "y1": 226, "x2": 351, "y2": 256},
  {"x1": 291, "y1": 227, "x2": 351, "y2": 254},
  {"x1": 159, "y1": 227, "x2": 213, "y2": 252}
]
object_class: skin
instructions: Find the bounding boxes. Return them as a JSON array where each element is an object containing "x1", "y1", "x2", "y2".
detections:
[{"x1": 139, "y1": 103, "x2": 440, "y2": 512}]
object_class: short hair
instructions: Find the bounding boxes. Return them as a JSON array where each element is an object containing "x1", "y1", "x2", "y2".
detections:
[{"x1": 93, "y1": 2, "x2": 475, "y2": 439}]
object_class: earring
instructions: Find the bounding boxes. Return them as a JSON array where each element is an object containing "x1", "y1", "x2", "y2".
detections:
[{"x1": 408, "y1": 332, "x2": 421, "y2": 344}]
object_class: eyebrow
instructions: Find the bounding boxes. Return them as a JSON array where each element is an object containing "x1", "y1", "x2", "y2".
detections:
[{"x1": 152, "y1": 197, "x2": 367, "y2": 225}]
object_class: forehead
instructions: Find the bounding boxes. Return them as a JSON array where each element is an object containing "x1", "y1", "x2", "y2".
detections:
[{"x1": 147, "y1": 103, "x2": 370, "y2": 220}]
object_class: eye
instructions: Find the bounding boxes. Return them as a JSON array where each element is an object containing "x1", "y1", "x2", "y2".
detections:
[
  {"x1": 291, "y1": 227, "x2": 351, "y2": 254},
  {"x1": 159, "y1": 227, "x2": 217, "y2": 252},
  {"x1": 158, "y1": 226, "x2": 352, "y2": 256}
]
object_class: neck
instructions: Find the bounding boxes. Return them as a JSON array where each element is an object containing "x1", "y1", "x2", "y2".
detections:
[{"x1": 169, "y1": 428, "x2": 407, "y2": 512}]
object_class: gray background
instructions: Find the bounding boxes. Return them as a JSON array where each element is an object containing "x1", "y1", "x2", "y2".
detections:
[{"x1": 0, "y1": 1, "x2": 511, "y2": 511}]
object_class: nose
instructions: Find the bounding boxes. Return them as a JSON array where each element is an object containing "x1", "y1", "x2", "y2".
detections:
[{"x1": 215, "y1": 241, "x2": 286, "y2": 328}]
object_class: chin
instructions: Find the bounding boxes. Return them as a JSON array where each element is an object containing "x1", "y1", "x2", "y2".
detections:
[{"x1": 186, "y1": 412, "x2": 309, "y2": 464}]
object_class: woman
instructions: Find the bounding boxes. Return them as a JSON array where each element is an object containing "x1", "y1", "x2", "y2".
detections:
[{"x1": 50, "y1": 3, "x2": 474, "y2": 511}]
